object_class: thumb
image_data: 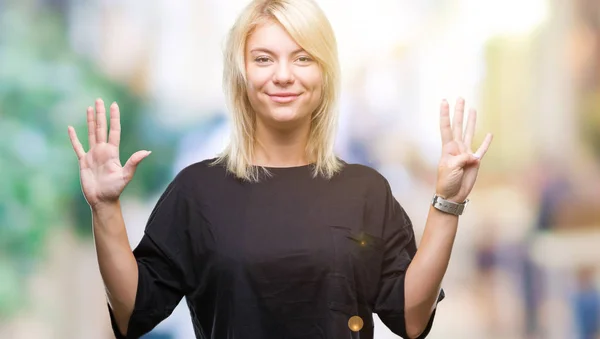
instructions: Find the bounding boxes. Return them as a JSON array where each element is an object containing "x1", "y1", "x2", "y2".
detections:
[
  {"x1": 449, "y1": 153, "x2": 479, "y2": 169},
  {"x1": 123, "y1": 150, "x2": 152, "y2": 180}
]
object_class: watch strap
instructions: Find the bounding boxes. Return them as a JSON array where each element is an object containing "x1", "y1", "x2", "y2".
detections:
[{"x1": 431, "y1": 194, "x2": 468, "y2": 216}]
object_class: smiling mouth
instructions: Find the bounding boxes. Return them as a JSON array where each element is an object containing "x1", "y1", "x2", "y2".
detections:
[{"x1": 268, "y1": 93, "x2": 300, "y2": 103}]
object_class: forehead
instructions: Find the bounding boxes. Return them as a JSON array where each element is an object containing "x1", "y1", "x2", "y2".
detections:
[{"x1": 246, "y1": 20, "x2": 303, "y2": 53}]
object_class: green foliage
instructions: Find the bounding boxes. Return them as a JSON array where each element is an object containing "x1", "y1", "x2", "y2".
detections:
[{"x1": 0, "y1": 4, "x2": 178, "y2": 318}]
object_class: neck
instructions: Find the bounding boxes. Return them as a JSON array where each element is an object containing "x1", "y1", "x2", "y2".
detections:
[{"x1": 252, "y1": 118, "x2": 313, "y2": 168}]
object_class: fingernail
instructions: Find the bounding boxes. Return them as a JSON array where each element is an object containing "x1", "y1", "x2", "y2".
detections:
[{"x1": 472, "y1": 153, "x2": 480, "y2": 159}]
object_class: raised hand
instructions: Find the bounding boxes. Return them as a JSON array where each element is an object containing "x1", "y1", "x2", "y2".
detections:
[
  {"x1": 68, "y1": 99, "x2": 151, "y2": 208},
  {"x1": 435, "y1": 98, "x2": 493, "y2": 203}
]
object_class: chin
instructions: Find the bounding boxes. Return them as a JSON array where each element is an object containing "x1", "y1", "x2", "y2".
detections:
[
  {"x1": 269, "y1": 108, "x2": 300, "y2": 122},
  {"x1": 264, "y1": 108, "x2": 311, "y2": 129}
]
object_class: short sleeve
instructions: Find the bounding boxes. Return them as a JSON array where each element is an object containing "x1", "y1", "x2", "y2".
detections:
[
  {"x1": 373, "y1": 179, "x2": 445, "y2": 339},
  {"x1": 108, "y1": 178, "x2": 198, "y2": 339}
]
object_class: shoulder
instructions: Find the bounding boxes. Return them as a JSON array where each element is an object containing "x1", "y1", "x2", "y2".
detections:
[
  {"x1": 175, "y1": 158, "x2": 225, "y2": 180},
  {"x1": 333, "y1": 161, "x2": 395, "y2": 204},
  {"x1": 337, "y1": 161, "x2": 390, "y2": 188},
  {"x1": 169, "y1": 158, "x2": 229, "y2": 195}
]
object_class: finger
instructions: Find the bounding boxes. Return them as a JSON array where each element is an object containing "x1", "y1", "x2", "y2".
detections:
[
  {"x1": 439, "y1": 99, "x2": 452, "y2": 144},
  {"x1": 448, "y1": 152, "x2": 479, "y2": 169},
  {"x1": 68, "y1": 126, "x2": 86, "y2": 160},
  {"x1": 108, "y1": 102, "x2": 121, "y2": 147},
  {"x1": 87, "y1": 106, "x2": 96, "y2": 148},
  {"x1": 473, "y1": 133, "x2": 493, "y2": 159},
  {"x1": 452, "y1": 97, "x2": 465, "y2": 141},
  {"x1": 123, "y1": 150, "x2": 152, "y2": 181},
  {"x1": 463, "y1": 108, "x2": 477, "y2": 151},
  {"x1": 95, "y1": 98, "x2": 107, "y2": 143}
]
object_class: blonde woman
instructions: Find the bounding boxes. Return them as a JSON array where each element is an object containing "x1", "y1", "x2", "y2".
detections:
[{"x1": 67, "y1": 0, "x2": 493, "y2": 338}]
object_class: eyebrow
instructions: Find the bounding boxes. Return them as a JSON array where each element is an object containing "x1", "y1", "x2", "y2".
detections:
[{"x1": 249, "y1": 47, "x2": 306, "y2": 55}]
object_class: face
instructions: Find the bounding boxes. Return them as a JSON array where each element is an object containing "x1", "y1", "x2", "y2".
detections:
[{"x1": 245, "y1": 20, "x2": 323, "y2": 131}]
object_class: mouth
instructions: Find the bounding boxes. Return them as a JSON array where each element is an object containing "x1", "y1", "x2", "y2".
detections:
[{"x1": 267, "y1": 93, "x2": 301, "y2": 104}]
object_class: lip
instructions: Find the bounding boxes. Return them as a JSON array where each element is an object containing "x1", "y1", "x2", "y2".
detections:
[{"x1": 268, "y1": 93, "x2": 300, "y2": 103}]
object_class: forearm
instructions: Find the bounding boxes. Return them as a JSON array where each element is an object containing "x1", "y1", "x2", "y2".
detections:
[
  {"x1": 403, "y1": 205, "x2": 458, "y2": 338},
  {"x1": 92, "y1": 200, "x2": 138, "y2": 336}
]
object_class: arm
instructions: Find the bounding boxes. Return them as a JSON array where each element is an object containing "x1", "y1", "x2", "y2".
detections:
[
  {"x1": 403, "y1": 206, "x2": 457, "y2": 338},
  {"x1": 92, "y1": 200, "x2": 138, "y2": 336},
  {"x1": 67, "y1": 99, "x2": 153, "y2": 337},
  {"x1": 404, "y1": 97, "x2": 493, "y2": 338}
]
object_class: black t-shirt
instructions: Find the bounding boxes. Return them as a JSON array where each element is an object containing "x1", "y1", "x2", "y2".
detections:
[{"x1": 108, "y1": 159, "x2": 444, "y2": 339}]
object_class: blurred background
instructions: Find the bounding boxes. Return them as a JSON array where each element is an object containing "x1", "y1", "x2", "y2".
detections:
[{"x1": 1, "y1": 0, "x2": 599, "y2": 338}]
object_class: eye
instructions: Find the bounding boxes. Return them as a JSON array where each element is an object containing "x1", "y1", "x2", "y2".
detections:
[
  {"x1": 297, "y1": 56, "x2": 313, "y2": 63},
  {"x1": 255, "y1": 56, "x2": 271, "y2": 64}
]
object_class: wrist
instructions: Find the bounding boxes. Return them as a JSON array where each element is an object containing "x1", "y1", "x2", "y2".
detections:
[
  {"x1": 429, "y1": 204, "x2": 459, "y2": 219},
  {"x1": 91, "y1": 199, "x2": 121, "y2": 215},
  {"x1": 435, "y1": 192, "x2": 465, "y2": 204},
  {"x1": 431, "y1": 194, "x2": 468, "y2": 216}
]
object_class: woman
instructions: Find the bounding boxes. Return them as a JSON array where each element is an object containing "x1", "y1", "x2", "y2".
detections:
[{"x1": 67, "y1": 0, "x2": 492, "y2": 338}]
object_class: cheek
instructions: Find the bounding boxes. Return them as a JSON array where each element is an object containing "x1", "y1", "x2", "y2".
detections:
[
  {"x1": 315, "y1": 80, "x2": 323, "y2": 96},
  {"x1": 246, "y1": 79, "x2": 266, "y2": 106},
  {"x1": 245, "y1": 83, "x2": 258, "y2": 103},
  {"x1": 244, "y1": 80, "x2": 261, "y2": 110},
  {"x1": 246, "y1": 76, "x2": 259, "y2": 93},
  {"x1": 306, "y1": 70, "x2": 323, "y2": 93},
  {"x1": 309, "y1": 76, "x2": 323, "y2": 100},
  {"x1": 246, "y1": 66, "x2": 271, "y2": 89}
]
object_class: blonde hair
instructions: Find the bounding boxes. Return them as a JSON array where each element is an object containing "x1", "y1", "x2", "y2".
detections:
[{"x1": 213, "y1": 0, "x2": 343, "y2": 182}]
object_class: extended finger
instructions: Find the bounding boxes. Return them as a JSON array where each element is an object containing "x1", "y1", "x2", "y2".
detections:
[
  {"x1": 440, "y1": 99, "x2": 452, "y2": 144},
  {"x1": 452, "y1": 97, "x2": 466, "y2": 141},
  {"x1": 87, "y1": 106, "x2": 96, "y2": 148},
  {"x1": 473, "y1": 133, "x2": 493, "y2": 159},
  {"x1": 463, "y1": 108, "x2": 477, "y2": 151},
  {"x1": 95, "y1": 98, "x2": 107, "y2": 143},
  {"x1": 68, "y1": 126, "x2": 86, "y2": 160},
  {"x1": 108, "y1": 102, "x2": 121, "y2": 147},
  {"x1": 123, "y1": 150, "x2": 152, "y2": 181}
]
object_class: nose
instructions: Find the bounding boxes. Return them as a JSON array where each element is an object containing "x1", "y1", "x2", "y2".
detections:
[{"x1": 272, "y1": 62, "x2": 294, "y2": 85}]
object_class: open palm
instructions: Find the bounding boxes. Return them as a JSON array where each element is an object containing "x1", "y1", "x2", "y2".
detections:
[
  {"x1": 68, "y1": 99, "x2": 151, "y2": 208},
  {"x1": 435, "y1": 98, "x2": 493, "y2": 203}
]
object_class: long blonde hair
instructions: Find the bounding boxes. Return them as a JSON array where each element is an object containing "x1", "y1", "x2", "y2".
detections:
[{"x1": 213, "y1": 0, "x2": 343, "y2": 182}]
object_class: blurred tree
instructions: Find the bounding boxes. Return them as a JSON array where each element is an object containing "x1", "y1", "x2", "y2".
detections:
[{"x1": 0, "y1": 3, "x2": 179, "y2": 318}]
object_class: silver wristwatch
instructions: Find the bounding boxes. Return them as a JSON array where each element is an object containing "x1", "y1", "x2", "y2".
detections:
[{"x1": 431, "y1": 194, "x2": 468, "y2": 216}]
